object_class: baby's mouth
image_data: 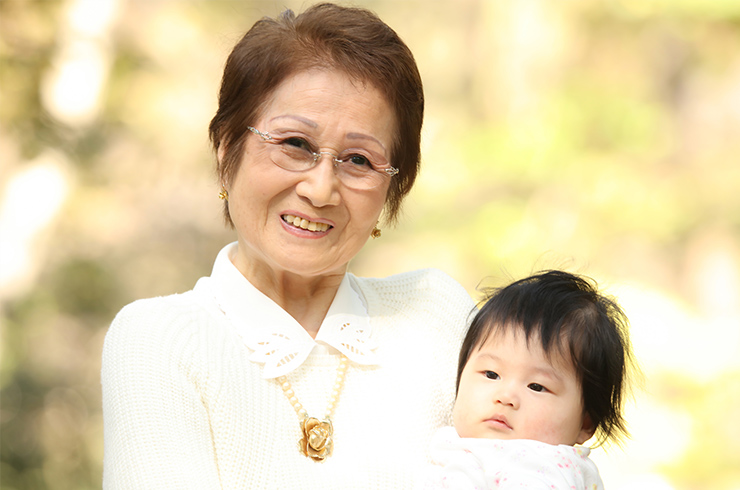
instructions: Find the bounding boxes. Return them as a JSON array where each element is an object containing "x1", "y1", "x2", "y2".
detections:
[
  {"x1": 282, "y1": 214, "x2": 331, "y2": 232},
  {"x1": 488, "y1": 416, "x2": 512, "y2": 431}
]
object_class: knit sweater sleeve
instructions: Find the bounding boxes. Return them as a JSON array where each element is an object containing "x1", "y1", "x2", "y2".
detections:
[{"x1": 101, "y1": 294, "x2": 221, "y2": 490}]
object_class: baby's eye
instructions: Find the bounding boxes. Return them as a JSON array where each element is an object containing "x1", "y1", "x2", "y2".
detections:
[
  {"x1": 528, "y1": 383, "x2": 547, "y2": 393},
  {"x1": 484, "y1": 371, "x2": 500, "y2": 380}
]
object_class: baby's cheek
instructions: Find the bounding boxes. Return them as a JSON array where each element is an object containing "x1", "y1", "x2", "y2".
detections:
[
  {"x1": 451, "y1": 400, "x2": 472, "y2": 437},
  {"x1": 451, "y1": 400, "x2": 461, "y2": 424}
]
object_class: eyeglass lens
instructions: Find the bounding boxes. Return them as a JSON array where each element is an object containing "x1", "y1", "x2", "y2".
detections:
[{"x1": 272, "y1": 143, "x2": 391, "y2": 190}]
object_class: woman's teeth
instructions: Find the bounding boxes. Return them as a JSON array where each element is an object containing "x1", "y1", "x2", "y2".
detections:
[{"x1": 282, "y1": 214, "x2": 330, "y2": 232}]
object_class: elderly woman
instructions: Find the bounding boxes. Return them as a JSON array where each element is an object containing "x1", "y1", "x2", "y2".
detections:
[{"x1": 102, "y1": 3, "x2": 474, "y2": 488}]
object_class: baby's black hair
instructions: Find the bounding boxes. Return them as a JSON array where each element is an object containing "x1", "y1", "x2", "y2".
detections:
[{"x1": 457, "y1": 270, "x2": 634, "y2": 446}]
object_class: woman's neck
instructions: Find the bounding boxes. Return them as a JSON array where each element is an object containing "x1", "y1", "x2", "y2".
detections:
[{"x1": 231, "y1": 250, "x2": 346, "y2": 338}]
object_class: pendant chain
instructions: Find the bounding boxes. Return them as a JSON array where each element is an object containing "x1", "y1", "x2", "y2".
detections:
[{"x1": 277, "y1": 355, "x2": 349, "y2": 461}]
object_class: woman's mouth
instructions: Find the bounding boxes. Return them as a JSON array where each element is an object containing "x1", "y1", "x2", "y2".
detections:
[{"x1": 282, "y1": 214, "x2": 332, "y2": 232}]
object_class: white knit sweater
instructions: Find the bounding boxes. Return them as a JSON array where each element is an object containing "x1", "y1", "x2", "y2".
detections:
[{"x1": 102, "y1": 253, "x2": 475, "y2": 489}]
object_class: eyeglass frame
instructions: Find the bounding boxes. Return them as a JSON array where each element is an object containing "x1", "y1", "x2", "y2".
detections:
[{"x1": 247, "y1": 126, "x2": 400, "y2": 180}]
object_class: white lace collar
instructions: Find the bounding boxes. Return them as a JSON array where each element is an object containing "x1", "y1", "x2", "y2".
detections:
[{"x1": 194, "y1": 243, "x2": 378, "y2": 378}]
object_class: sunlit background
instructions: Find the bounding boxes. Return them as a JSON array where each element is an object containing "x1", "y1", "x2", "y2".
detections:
[{"x1": 1, "y1": 0, "x2": 739, "y2": 488}]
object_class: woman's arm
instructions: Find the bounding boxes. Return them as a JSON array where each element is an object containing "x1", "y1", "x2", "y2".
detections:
[{"x1": 101, "y1": 298, "x2": 221, "y2": 490}]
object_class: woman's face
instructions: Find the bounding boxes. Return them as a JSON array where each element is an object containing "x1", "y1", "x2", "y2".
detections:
[{"x1": 226, "y1": 69, "x2": 396, "y2": 283}]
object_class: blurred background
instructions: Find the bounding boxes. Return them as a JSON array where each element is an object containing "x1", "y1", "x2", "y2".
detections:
[{"x1": 1, "y1": 0, "x2": 739, "y2": 488}]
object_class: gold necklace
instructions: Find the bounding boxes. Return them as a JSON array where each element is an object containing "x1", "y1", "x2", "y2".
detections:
[{"x1": 278, "y1": 355, "x2": 349, "y2": 461}]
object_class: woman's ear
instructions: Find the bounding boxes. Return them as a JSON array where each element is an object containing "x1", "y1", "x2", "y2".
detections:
[
  {"x1": 217, "y1": 140, "x2": 226, "y2": 165},
  {"x1": 575, "y1": 413, "x2": 596, "y2": 445}
]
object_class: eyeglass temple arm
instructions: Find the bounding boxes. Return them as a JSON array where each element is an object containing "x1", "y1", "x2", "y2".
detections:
[{"x1": 248, "y1": 126, "x2": 272, "y2": 140}]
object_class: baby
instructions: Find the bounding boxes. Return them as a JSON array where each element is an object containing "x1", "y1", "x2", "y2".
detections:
[{"x1": 422, "y1": 270, "x2": 634, "y2": 489}]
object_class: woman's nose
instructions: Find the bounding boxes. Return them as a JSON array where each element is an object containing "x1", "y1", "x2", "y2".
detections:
[{"x1": 295, "y1": 154, "x2": 342, "y2": 207}]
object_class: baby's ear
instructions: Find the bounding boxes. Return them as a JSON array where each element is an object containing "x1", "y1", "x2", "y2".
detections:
[{"x1": 575, "y1": 413, "x2": 596, "y2": 445}]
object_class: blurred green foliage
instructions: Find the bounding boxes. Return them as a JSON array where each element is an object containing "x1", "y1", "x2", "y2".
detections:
[{"x1": 1, "y1": 1, "x2": 739, "y2": 489}]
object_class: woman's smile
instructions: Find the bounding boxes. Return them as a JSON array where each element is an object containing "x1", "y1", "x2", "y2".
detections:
[{"x1": 281, "y1": 213, "x2": 333, "y2": 234}]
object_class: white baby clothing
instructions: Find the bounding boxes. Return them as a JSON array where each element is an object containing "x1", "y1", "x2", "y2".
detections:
[{"x1": 420, "y1": 427, "x2": 604, "y2": 489}]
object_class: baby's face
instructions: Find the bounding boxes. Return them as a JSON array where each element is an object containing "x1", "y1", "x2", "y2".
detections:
[{"x1": 453, "y1": 327, "x2": 594, "y2": 446}]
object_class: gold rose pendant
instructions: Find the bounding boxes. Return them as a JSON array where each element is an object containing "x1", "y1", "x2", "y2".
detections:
[{"x1": 299, "y1": 417, "x2": 333, "y2": 461}]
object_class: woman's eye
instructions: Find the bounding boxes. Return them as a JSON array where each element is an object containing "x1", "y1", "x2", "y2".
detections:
[
  {"x1": 484, "y1": 371, "x2": 500, "y2": 380},
  {"x1": 528, "y1": 383, "x2": 547, "y2": 393},
  {"x1": 348, "y1": 154, "x2": 371, "y2": 167},
  {"x1": 282, "y1": 137, "x2": 312, "y2": 152}
]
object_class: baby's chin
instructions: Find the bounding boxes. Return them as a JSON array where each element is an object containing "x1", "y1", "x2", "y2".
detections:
[
  {"x1": 455, "y1": 425, "x2": 577, "y2": 446},
  {"x1": 454, "y1": 424, "x2": 516, "y2": 440}
]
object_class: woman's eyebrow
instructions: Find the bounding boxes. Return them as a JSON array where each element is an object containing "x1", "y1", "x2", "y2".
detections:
[
  {"x1": 347, "y1": 132, "x2": 386, "y2": 150},
  {"x1": 265, "y1": 117, "x2": 385, "y2": 150},
  {"x1": 269, "y1": 114, "x2": 318, "y2": 128}
]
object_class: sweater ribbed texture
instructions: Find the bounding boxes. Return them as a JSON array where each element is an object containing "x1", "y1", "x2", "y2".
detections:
[{"x1": 102, "y1": 268, "x2": 475, "y2": 489}]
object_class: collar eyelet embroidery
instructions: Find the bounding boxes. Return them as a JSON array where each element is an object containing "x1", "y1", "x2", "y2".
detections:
[{"x1": 196, "y1": 243, "x2": 379, "y2": 379}]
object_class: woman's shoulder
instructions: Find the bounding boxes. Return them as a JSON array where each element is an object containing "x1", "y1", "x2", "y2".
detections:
[
  {"x1": 112, "y1": 290, "x2": 206, "y2": 323},
  {"x1": 353, "y1": 268, "x2": 468, "y2": 297},
  {"x1": 106, "y1": 289, "x2": 222, "y2": 347},
  {"x1": 351, "y1": 268, "x2": 475, "y2": 316}
]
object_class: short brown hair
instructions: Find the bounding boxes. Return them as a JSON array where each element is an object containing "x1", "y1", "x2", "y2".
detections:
[{"x1": 209, "y1": 2, "x2": 424, "y2": 227}]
